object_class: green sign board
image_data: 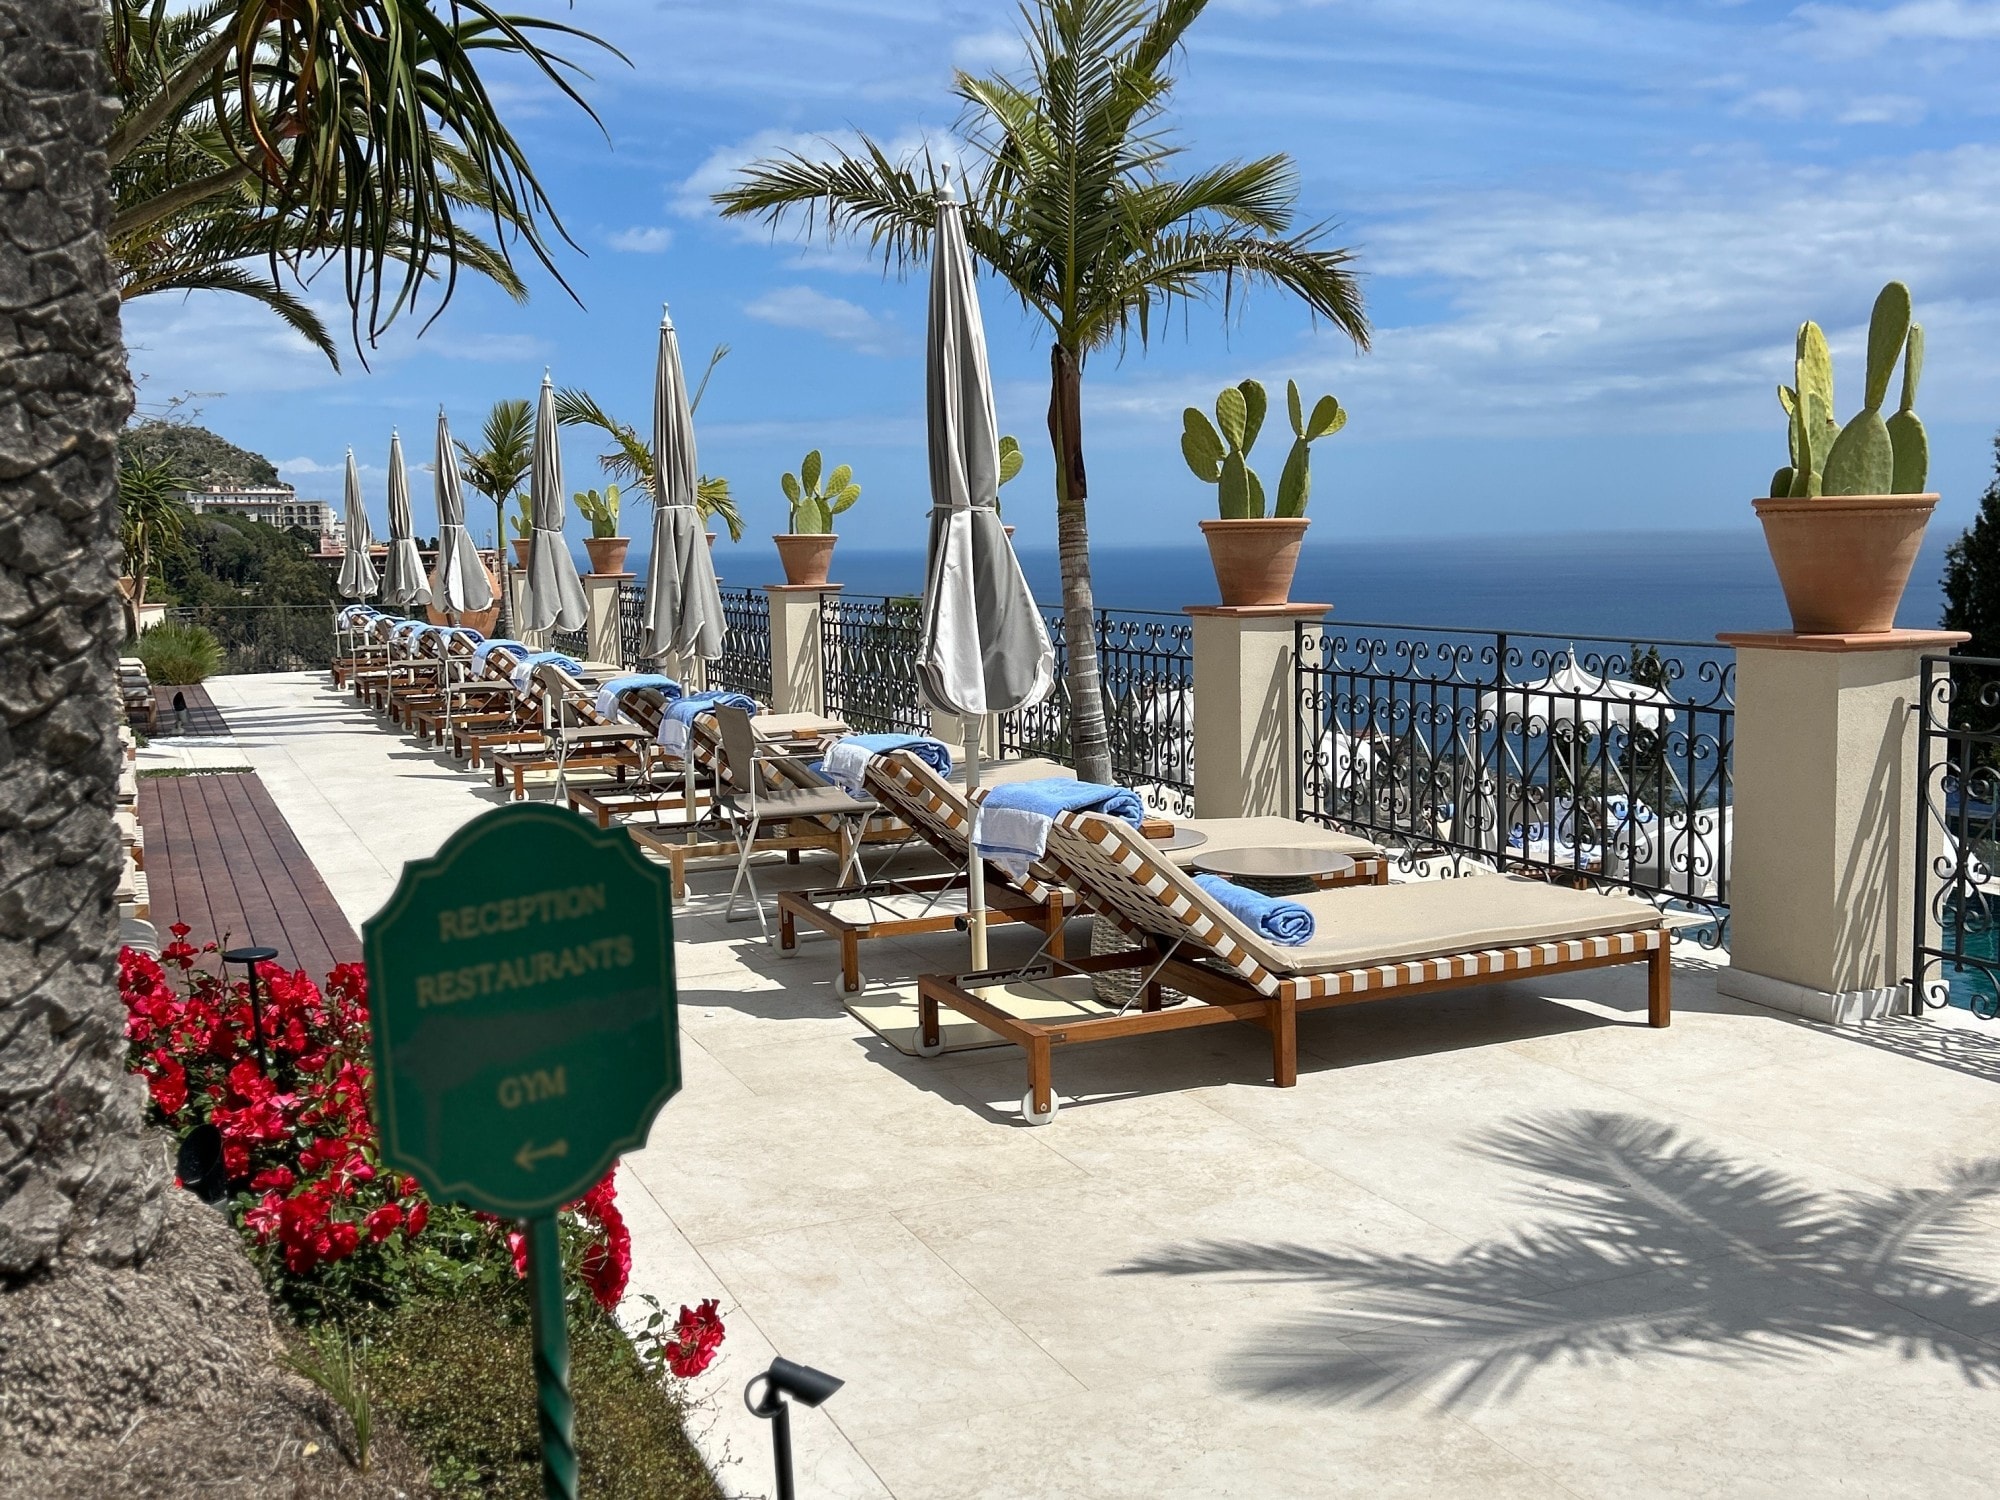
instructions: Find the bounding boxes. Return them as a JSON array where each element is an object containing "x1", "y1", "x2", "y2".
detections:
[{"x1": 363, "y1": 803, "x2": 680, "y2": 1217}]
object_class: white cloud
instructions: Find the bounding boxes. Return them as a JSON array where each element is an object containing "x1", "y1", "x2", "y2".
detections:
[
  {"x1": 743, "y1": 285, "x2": 909, "y2": 357},
  {"x1": 951, "y1": 28, "x2": 1023, "y2": 71},
  {"x1": 607, "y1": 225, "x2": 675, "y2": 253},
  {"x1": 1075, "y1": 144, "x2": 2000, "y2": 445},
  {"x1": 1837, "y1": 95, "x2": 1926, "y2": 126},
  {"x1": 1796, "y1": 0, "x2": 2000, "y2": 56}
]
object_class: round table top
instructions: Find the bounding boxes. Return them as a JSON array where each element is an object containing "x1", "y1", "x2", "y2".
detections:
[
  {"x1": 1147, "y1": 827, "x2": 1209, "y2": 852},
  {"x1": 1191, "y1": 846, "x2": 1355, "y2": 882}
]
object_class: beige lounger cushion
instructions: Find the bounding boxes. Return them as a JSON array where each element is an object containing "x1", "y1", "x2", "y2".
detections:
[
  {"x1": 1232, "y1": 873, "x2": 1661, "y2": 976},
  {"x1": 1171, "y1": 815, "x2": 1380, "y2": 866}
]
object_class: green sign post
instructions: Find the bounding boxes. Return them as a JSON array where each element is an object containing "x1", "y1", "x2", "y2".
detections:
[{"x1": 363, "y1": 803, "x2": 680, "y2": 1498}]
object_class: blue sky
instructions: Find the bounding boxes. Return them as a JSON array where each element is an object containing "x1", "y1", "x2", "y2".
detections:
[{"x1": 122, "y1": 0, "x2": 2000, "y2": 561}]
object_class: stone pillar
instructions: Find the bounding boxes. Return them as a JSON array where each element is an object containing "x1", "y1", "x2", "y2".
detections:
[
  {"x1": 507, "y1": 572, "x2": 540, "y2": 648},
  {"x1": 1186, "y1": 604, "x2": 1326, "y2": 820},
  {"x1": 766, "y1": 584, "x2": 838, "y2": 716},
  {"x1": 1716, "y1": 628, "x2": 1966, "y2": 1024},
  {"x1": 584, "y1": 574, "x2": 628, "y2": 668}
]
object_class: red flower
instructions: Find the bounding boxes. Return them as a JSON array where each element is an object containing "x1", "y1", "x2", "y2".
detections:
[
  {"x1": 506, "y1": 1229, "x2": 529, "y2": 1278},
  {"x1": 251, "y1": 1164, "x2": 296, "y2": 1193},
  {"x1": 324, "y1": 1220, "x2": 360, "y2": 1260},
  {"x1": 664, "y1": 1298, "x2": 727, "y2": 1378},
  {"x1": 365, "y1": 1203, "x2": 403, "y2": 1241},
  {"x1": 147, "y1": 1053, "x2": 188, "y2": 1116},
  {"x1": 404, "y1": 1200, "x2": 428, "y2": 1237}
]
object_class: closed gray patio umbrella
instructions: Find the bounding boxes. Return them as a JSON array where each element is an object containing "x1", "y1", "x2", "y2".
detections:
[
  {"x1": 380, "y1": 429, "x2": 430, "y2": 607},
  {"x1": 643, "y1": 306, "x2": 726, "y2": 664},
  {"x1": 916, "y1": 178, "x2": 1055, "y2": 966},
  {"x1": 429, "y1": 407, "x2": 494, "y2": 617},
  {"x1": 521, "y1": 372, "x2": 587, "y2": 635},
  {"x1": 336, "y1": 448, "x2": 379, "y2": 600}
]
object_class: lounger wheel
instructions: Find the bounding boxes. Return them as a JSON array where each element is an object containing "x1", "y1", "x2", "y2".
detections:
[
  {"x1": 912, "y1": 1028, "x2": 945, "y2": 1058},
  {"x1": 1020, "y1": 1089, "x2": 1060, "y2": 1126},
  {"x1": 838, "y1": 969, "x2": 866, "y2": 996}
]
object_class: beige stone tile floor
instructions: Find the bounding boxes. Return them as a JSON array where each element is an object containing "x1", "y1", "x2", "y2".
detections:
[{"x1": 209, "y1": 671, "x2": 2000, "y2": 1499}]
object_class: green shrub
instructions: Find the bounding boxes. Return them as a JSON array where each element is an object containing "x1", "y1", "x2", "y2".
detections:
[
  {"x1": 360, "y1": 1285, "x2": 720, "y2": 1499},
  {"x1": 136, "y1": 619, "x2": 224, "y2": 683}
]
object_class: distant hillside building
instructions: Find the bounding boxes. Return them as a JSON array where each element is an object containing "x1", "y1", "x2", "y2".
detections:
[{"x1": 183, "y1": 484, "x2": 335, "y2": 540}]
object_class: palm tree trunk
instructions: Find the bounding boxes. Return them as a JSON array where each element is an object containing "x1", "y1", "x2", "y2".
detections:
[
  {"x1": 1, "y1": 0, "x2": 167, "y2": 1276},
  {"x1": 493, "y1": 498, "x2": 510, "y2": 636},
  {"x1": 1048, "y1": 343, "x2": 1112, "y2": 785}
]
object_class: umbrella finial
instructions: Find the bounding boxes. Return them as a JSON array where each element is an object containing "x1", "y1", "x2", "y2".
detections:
[{"x1": 934, "y1": 162, "x2": 955, "y2": 204}]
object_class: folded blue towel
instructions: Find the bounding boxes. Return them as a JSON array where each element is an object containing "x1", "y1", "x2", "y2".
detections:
[
  {"x1": 822, "y1": 733, "x2": 952, "y2": 793},
  {"x1": 508, "y1": 651, "x2": 584, "y2": 693},
  {"x1": 658, "y1": 690, "x2": 759, "y2": 755},
  {"x1": 1192, "y1": 874, "x2": 1315, "y2": 946},
  {"x1": 446, "y1": 626, "x2": 484, "y2": 644},
  {"x1": 595, "y1": 673, "x2": 684, "y2": 722},
  {"x1": 981, "y1": 778, "x2": 1144, "y2": 825},
  {"x1": 339, "y1": 605, "x2": 381, "y2": 629},
  {"x1": 472, "y1": 638, "x2": 527, "y2": 670},
  {"x1": 974, "y1": 778, "x2": 1145, "y2": 880}
]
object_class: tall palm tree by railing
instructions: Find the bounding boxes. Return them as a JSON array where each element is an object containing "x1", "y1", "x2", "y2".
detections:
[
  {"x1": 716, "y1": 0, "x2": 1370, "y2": 782},
  {"x1": 104, "y1": 0, "x2": 621, "y2": 362},
  {"x1": 457, "y1": 397, "x2": 533, "y2": 636}
]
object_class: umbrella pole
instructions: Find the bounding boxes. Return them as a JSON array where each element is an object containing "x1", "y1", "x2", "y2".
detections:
[{"x1": 965, "y1": 717, "x2": 988, "y2": 971}]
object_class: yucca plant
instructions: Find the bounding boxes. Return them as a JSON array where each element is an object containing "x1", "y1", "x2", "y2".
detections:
[
  {"x1": 717, "y1": 0, "x2": 1369, "y2": 782},
  {"x1": 136, "y1": 620, "x2": 224, "y2": 684}
]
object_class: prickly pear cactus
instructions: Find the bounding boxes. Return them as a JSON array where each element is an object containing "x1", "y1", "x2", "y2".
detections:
[
  {"x1": 1887, "y1": 324, "x2": 1929, "y2": 494},
  {"x1": 781, "y1": 450, "x2": 862, "y2": 534},
  {"x1": 1822, "y1": 282, "x2": 1910, "y2": 496},
  {"x1": 1184, "y1": 377, "x2": 1343, "y2": 519}
]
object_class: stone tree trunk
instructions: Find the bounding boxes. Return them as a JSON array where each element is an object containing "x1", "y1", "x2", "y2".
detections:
[{"x1": 0, "y1": 0, "x2": 166, "y2": 1274}]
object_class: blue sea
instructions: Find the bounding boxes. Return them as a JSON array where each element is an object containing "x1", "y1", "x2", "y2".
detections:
[{"x1": 696, "y1": 528, "x2": 1956, "y2": 646}]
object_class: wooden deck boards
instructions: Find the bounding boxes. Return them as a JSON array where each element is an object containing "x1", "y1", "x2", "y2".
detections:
[
  {"x1": 137, "y1": 772, "x2": 361, "y2": 979},
  {"x1": 152, "y1": 682, "x2": 231, "y2": 737}
]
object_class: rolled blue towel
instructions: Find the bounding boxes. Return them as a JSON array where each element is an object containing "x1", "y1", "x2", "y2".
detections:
[
  {"x1": 1192, "y1": 874, "x2": 1315, "y2": 946},
  {"x1": 446, "y1": 626, "x2": 485, "y2": 645},
  {"x1": 595, "y1": 673, "x2": 683, "y2": 722}
]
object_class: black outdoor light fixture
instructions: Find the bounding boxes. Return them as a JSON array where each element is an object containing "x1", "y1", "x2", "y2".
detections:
[
  {"x1": 745, "y1": 1356, "x2": 844, "y2": 1500},
  {"x1": 221, "y1": 945, "x2": 279, "y2": 1072}
]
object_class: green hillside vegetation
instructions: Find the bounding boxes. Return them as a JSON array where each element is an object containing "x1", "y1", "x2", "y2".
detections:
[{"x1": 121, "y1": 419, "x2": 282, "y2": 489}]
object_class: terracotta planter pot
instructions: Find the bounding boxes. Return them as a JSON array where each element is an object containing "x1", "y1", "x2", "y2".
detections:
[
  {"x1": 706, "y1": 532, "x2": 718, "y2": 549},
  {"x1": 774, "y1": 532, "x2": 837, "y2": 587},
  {"x1": 1753, "y1": 493, "x2": 1938, "y2": 634},
  {"x1": 583, "y1": 535, "x2": 630, "y2": 576},
  {"x1": 424, "y1": 555, "x2": 503, "y2": 637},
  {"x1": 1200, "y1": 517, "x2": 1310, "y2": 608},
  {"x1": 511, "y1": 538, "x2": 532, "y2": 566}
]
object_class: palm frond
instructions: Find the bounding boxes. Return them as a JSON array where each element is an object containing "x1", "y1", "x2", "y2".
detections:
[
  {"x1": 697, "y1": 475, "x2": 744, "y2": 542},
  {"x1": 127, "y1": 260, "x2": 340, "y2": 367}
]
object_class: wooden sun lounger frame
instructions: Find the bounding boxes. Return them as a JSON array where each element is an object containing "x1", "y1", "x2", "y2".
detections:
[{"x1": 916, "y1": 812, "x2": 1672, "y2": 1124}]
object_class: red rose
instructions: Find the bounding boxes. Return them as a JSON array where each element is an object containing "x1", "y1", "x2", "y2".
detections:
[
  {"x1": 324, "y1": 1220, "x2": 360, "y2": 1260},
  {"x1": 364, "y1": 1203, "x2": 403, "y2": 1241},
  {"x1": 251, "y1": 1165, "x2": 296, "y2": 1192},
  {"x1": 148, "y1": 1055, "x2": 187, "y2": 1116},
  {"x1": 404, "y1": 1200, "x2": 428, "y2": 1237},
  {"x1": 169, "y1": 922, "x2": 191, "y2": 938}
]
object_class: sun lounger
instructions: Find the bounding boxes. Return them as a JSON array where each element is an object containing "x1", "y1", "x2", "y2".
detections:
[
  {"x1": 777, "y1": 748, "x2": 1082, "y2": 994},
  {"x1": 916, "y1": 809, "x2": 1672, "y2": 1124},
  {"x1": 779, "y1": 753, "x2": 1390, "y2": 995}
]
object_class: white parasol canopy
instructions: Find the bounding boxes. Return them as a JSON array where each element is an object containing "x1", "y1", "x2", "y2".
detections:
[
  {"x1": 428, "y1": 407, "x2": 493, "y2": 616},
  {"x1": 520, "y1": 372, "x2": 587, "y2": 634},
  {"x1": 336, "y1": 448, "x2": 378, "y2": 600},
  {"x1": 379, "y1": 430, "x2": 430, "y2": 607},
  {"x1": 642, "y1": 306, "x2": 726, "y2": 662}
]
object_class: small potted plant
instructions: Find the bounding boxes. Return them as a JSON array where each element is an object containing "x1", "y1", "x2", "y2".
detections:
[
  {"x1": 1755, "y1": 281, "x2": 1938, "y2": 634},
  {"x1": 775, "y1": 450, "x2": 859, "y2": 586},
  {"x1": 509, "y1": 495, "x2": 533, "y2": 566},
  {"x1": 1183, "y1": 378, "x2": 1345, "y2": 607},
  {"x1": 575, "y1": 484, "x2": 630, "y2": 575}
]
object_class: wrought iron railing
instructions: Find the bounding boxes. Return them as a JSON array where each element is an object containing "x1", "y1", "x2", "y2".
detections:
[
  {"x1": 821, "y1": 593, "x2": 927, "y2": 734},
  {"x1": 550, "y1": 622, "x2": 587, "y2": 661},
  {"x1": 1296, "y1": 621, "x2": 1734, "y2": 942},
  {"x1": 1000, "y1": 608, "x2": 1194, "y2": 815},
  {"x1": 617, "y1": 581, "x2": 646, "y2": 669},
  {"x1": 710, "y1": 587, "x2": 772, "y2": 701},
  {"x1": 1913, "y1": 653, "x2": 2000, "y2": 1019}
]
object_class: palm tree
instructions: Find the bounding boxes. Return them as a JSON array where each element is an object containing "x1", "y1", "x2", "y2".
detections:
[
  {"x1": 116, "y1": 456, "x2": 191, "y2": 639},
  {"x1": 715, "y1": 0, "x2": 1369, "y2": 782},
  {"x1": 104, "y1": 0, "x2": 618, "y2": 360},
  {"x1": 553, "y1": 344, "x2": 745, "y2": 541},
  {"x1": 456, "y1": 398, "x2": 534, "y2": 636}
]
